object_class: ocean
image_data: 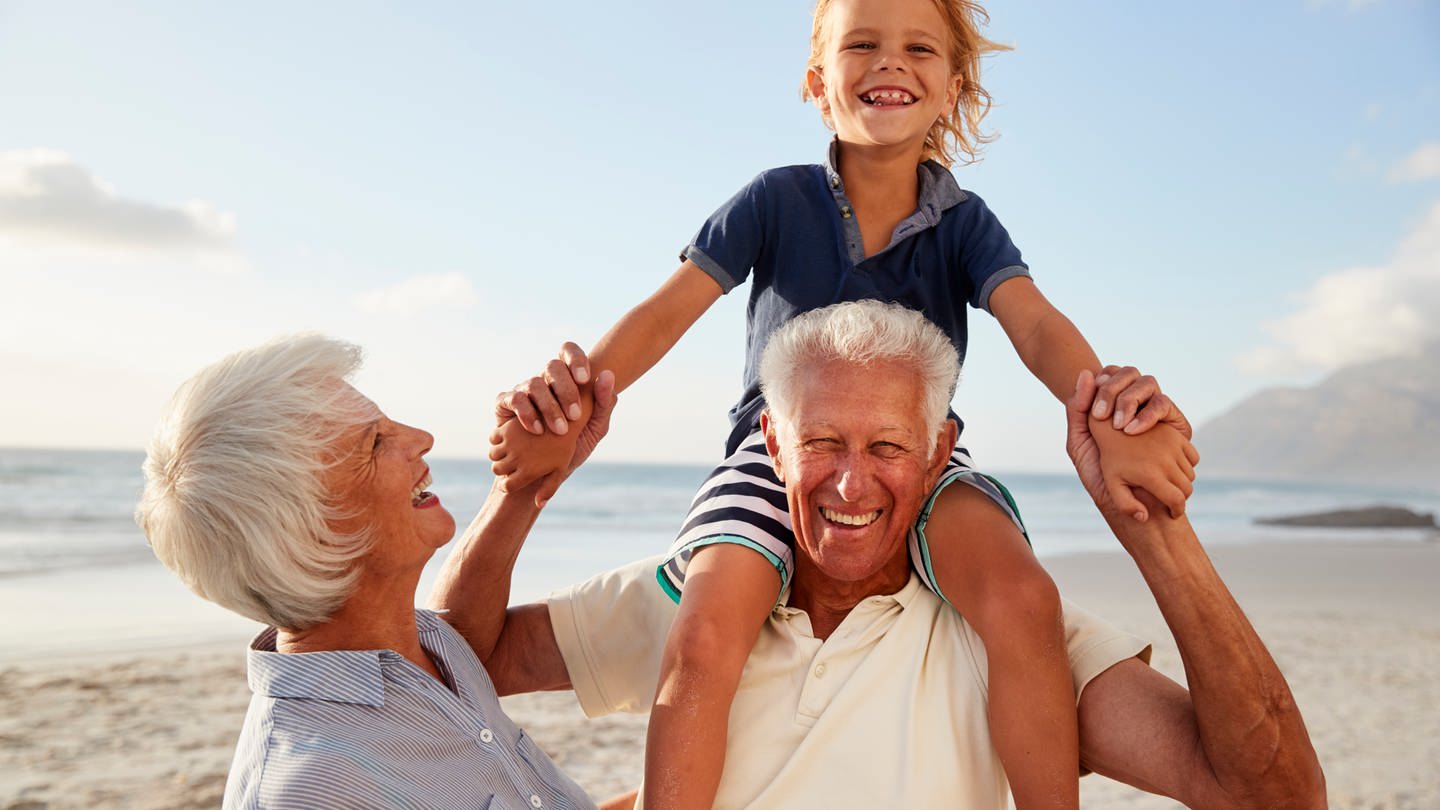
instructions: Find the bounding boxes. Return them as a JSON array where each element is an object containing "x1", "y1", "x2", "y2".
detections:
[{"x1": 3, "y1": 446, "x2": 1436, "y2": 660}]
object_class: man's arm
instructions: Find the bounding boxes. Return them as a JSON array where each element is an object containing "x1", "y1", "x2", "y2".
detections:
[
  {"x1": 428, "y1": 363, "x2": 615, "y2": 669},
  {"x1": 1065, "y1": 370, "x2": 1326, "y2": 808}
]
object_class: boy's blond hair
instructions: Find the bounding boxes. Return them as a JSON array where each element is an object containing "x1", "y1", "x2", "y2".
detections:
[{"x1": 801, "y1": 0, "x2": 1010, "y2": 167}]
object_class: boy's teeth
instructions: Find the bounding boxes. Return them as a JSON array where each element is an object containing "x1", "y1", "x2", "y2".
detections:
[{"x1": 863, "y1": 90, "x2": 915, "y2": 105}]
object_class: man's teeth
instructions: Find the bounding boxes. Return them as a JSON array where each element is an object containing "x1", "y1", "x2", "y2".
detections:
[
  {"x1": 411, "y1": 473, "x2": 433, "y2": 503},
  {"x1": 821, "y1": 507, "x2": 880, "y2": 527},
  {"x1": 863, "y1": 90, "x2": 915, "y2": 106}
]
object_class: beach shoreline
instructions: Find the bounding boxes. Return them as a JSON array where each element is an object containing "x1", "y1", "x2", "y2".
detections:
[{"x1": 3, "y1": 539, "x2": 1437, "y2": 809}]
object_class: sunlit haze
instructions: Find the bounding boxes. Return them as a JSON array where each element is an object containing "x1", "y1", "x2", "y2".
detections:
[{"x1": 2, "y1": 1, "x2": 1436, "y2": 471}]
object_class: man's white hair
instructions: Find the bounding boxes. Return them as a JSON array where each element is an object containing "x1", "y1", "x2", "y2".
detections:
[
  {"x1": 759, "y1": 300, "x2": 960, "y2": 433},
  {"x1": 135, "y1": 333, "x2": 376, "y2": 630}
]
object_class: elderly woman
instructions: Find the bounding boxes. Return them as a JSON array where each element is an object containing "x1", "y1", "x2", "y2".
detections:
[{"x1": 135, "y1": 333, "x2": 619, "y2": 810}]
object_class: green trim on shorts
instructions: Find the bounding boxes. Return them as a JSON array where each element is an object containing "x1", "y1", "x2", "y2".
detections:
[
  {"x1": 654, "y1": 534, "x2": 789, "y2": 606},
  {"x1": 914, "y1": 470, "x2": 1029, "y2": 606}
]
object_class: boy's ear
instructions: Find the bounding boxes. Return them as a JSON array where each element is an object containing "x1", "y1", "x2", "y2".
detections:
[
  {"x1": 805, "y1": 68, "x2": 831, "y2": 115},
  {"x1": 944, "y1": 73, "x2": 964, "y2": 114}
]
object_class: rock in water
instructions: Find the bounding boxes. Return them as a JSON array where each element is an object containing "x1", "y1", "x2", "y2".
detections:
[{"x1": 1255, "y1": 505, "x2": 1438, "y2": 528}]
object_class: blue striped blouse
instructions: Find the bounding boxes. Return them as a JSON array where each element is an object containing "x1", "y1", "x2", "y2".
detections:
[{"x1": 223, "y1": 609, "x2": 597, "y2": 809}]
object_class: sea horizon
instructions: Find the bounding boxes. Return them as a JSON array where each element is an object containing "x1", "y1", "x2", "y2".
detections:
[{"x1": 3, "y1": 445, "x2": 1436, "y2": 661}]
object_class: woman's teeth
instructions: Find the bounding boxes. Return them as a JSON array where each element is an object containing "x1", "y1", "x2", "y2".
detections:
[{"x1": 411, "y1": 473, "x2": 433, "y2": 505}]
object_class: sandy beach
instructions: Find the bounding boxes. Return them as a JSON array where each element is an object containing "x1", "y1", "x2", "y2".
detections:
[{"x1": 3, "y1": 538, "x2": 1437, "y2": 809}]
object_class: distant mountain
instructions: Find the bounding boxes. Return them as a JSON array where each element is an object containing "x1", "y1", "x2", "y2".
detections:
[{"x1": 1195, "y1": 346, "x2": 1440, "y2": 488}]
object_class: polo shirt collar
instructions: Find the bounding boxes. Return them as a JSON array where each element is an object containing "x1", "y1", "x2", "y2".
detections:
[
  {"x1": 822, "y1": 138, "x2": 969, "y2": 222},
  {"x1": 775, "y1": 572, "x2": 927, "y2": 621},
  {"x1": 245, "y1": 610, "x2": 457, "y2": 708}
]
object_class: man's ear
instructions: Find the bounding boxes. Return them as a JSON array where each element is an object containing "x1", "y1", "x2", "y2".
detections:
[
  {"x1": 761, "y1": 410, "x2": 785, "y2": 483},
  {"x1": 926, "y1": 419, "x2": 958, "y2": 489}
]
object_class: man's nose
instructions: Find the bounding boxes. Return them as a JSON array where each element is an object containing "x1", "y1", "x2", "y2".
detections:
[{"x1": 834, "y1": 455, "x2": 873, "y2": 501}]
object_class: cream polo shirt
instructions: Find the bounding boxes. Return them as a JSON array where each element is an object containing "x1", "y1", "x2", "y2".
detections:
[{"x1": 548, "y1": 555, "x2": 1151, "y2": 810}]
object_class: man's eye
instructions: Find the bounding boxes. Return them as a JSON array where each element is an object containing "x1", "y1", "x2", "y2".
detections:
[{"x1": 872, "y1": 442, "x2": 905, "y2": 458}]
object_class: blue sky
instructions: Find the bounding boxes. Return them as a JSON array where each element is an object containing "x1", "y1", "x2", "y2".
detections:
[{"x1": 2, "y1": 0, "x2": 1437, "y2": 471}]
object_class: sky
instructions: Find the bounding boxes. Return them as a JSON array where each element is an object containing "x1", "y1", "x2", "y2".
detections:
[{"x1": 1, "y1": 0, "x2": 1437, "y2": 472}]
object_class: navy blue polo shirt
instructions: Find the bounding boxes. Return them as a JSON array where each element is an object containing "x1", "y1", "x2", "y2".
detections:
[{"x1": 683, "y1": 143, "x2": 1031, "y2": 455}]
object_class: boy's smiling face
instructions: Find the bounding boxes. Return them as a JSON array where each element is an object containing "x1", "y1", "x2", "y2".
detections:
[{"x1": 807, "y1": 0, "x2": 963, "y2": 156}]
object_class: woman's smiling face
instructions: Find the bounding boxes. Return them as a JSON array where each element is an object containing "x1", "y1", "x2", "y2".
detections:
[{"x1": 324, "y1": 385, "x2": 455, "y2": 575}]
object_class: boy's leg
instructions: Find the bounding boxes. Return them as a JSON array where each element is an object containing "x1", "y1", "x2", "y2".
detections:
[
  {"x1": 646, "y1": 543, "x2": 780, "y2": 810},
  {"x1": 924, "y1": 481, "x2": 1079, "y2": 810}
]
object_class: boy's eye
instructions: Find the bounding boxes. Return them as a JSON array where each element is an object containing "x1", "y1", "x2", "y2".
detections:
[
  {"x1": 845, "y1": 41, "x2": 875, "y2": 51},
  {"x1": 908, "y1": 44, "x2": 936, "y2": 54}
]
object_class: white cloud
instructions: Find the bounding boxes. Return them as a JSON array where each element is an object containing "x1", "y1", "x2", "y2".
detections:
[
  {"x1": 353, "y1": 272, "x2": 479, "y2": 316},
  {"x1": 1239, "y1": 201, "x2": 1440, "y2": 374},
  {"x1": 1388, "y1": 142, "x2": 1440, "y2": 183},
  {"x1": 0, "y1": 149, "x2": 236, "y2": 256}
]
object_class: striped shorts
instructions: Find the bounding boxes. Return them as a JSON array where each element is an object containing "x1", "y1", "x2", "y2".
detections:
[{"x1": 656, "y1": 429, "x2": 1028, "y2": 604}]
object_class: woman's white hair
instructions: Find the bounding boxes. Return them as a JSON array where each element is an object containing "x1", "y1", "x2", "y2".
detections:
[
  {"x1": 759, "y1": 300, "x2": 960, "y2": 433},
  {"x1": 135, "y1": 333, "x2": 376, "y2": 630}
]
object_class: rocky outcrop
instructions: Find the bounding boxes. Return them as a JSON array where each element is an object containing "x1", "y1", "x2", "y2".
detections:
[{"x1": 1255, "y1": 505, "x2": 1437, "y2": 528}]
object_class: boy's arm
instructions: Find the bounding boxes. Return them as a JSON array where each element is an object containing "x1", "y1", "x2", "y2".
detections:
[
  {"x1": 988, "y1": 277, "x2": 1198, "y2": 519},
  {"x1": 490, "y1": 261, "x2": 723, "y2": 499}
]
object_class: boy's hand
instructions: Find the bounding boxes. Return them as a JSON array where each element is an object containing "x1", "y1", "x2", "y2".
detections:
[
  {"x1": 488, "y1": 417, "x2": 579, "y2": 493},
  {"x1": 1091, "y1": 419, "x2": 1197, "y2": 522},
  {"x1": 1075, "y1": 369, "x2": 1200, "y2": 522},
  {"x1": 1089, "y1": 365, "x2": 1193, "y2": 438},
  {"x1": 489, "y1": 343, "x2": 603, "y2": 504}
]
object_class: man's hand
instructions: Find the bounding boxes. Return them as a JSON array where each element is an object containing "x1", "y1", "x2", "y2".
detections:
[{"x1": 1089, "y1": 365, "x2": 1193, "y2": 438}]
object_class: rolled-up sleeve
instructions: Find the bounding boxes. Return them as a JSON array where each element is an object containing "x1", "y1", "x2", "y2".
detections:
[
  {"x1": 1060, "y1": 598, "x2": 1152, "y2": 700},
  {"x1": 547, "y1": 555, "x2": 678, "y2": 717}
]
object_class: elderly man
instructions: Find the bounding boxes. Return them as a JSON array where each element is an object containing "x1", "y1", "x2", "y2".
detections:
[{"x1": 434, "y1": 300, "x2": 1324, "y2": 808}]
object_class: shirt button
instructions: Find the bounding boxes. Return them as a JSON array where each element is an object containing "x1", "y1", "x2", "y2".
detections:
[
  {"x1": 479, "y1": 728, "x2": 494, "y2": 743},
  {"x1": 840, "y1": 205, "x2": 852, "y2": 219},
  {"x1": 830, "y1": 176, "x2": 840, "y2": 189},
  {"x1": 529, "y1": 795, "x2": 544, "y2": 808},
  {"x1": 814, "y1": 663, "x2": 827, "y2": 678}
]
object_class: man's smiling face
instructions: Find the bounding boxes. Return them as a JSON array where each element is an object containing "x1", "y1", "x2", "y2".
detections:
[{"x1": 764, "y1": 357, "x2": 952, "y2": 594}]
